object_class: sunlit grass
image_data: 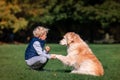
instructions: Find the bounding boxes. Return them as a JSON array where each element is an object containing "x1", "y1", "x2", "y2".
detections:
[{"x1": 0, "y1": 44, "x2": 120, "y2": 80}]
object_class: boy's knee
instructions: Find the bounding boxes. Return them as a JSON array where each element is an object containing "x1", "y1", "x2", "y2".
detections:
[{"x1": 41, "y1": 57, "x2": 47, "y2": 63}]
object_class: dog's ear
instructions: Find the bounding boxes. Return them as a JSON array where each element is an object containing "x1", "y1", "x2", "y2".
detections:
[
  {"x1": 67, "y1": 32, "x2": 76, "y2": 44},
  {"x1": 67, "y1": 32, "x2": 80, "y2": 44}
]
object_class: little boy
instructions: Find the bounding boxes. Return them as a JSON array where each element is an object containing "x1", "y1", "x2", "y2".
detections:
[{"x1": 25, "y1": 26, "x2": 53, "y2": 70}]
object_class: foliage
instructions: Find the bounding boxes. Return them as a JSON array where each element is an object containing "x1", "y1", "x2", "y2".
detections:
[
  {"x1": 0, "y1": 44, "x2": 120, "y2": 80},
  {"x1": 39, "y1": 0, "x2": 120, "y2": 27},
  {"x1": 1, "y1": 0, "x2": 120, "y2": 28},
  {"x1": 0, "y1": 0, "x2": 28, "y2": 33},
  {"x1": 94, "y1": 1, "x2": 120, "y2": 27},
  {"x1": 0, "y1": 0, "x2": 120, "y2": 42}
]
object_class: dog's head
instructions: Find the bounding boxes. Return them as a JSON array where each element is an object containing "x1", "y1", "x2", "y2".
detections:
[{"x1": 60, "y1": 32, "x2": 81, "y2": 46}]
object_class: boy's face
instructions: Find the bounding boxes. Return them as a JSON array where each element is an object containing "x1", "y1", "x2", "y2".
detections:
[{"x1": 39, "y1": 32, "x2": 47, "y2": 40}]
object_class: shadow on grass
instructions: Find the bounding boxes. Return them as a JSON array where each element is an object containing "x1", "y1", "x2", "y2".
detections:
[
  {"x1": 26, "y1": 67, "x2": 71, "y2": 73},
  {"x1": 54, "y1": 69, "x2": 71, "y2": 73}
]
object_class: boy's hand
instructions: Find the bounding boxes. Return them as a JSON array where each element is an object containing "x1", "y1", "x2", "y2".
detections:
[
  {"x1": 45, "y1": 46, "x2": 50, "y2": 52},
  {"x1": 50, "y1": 54, "x2": 56, "y2": 59}
]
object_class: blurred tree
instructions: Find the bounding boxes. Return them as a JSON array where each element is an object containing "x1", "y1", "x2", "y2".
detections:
[
  {"x1": 38, "y1": 0, "x2": 120, "y2": 42},
  {"x1": 0, "y1": 0, "x2": 28, "y2": 33},
  {"x1": 0, "y1": 0, "x2": 120, "y2": 43}
]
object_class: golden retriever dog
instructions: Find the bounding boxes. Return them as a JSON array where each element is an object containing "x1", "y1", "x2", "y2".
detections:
[{"x1": 53, "y1": 32, "x2": 104, "y2": 76}]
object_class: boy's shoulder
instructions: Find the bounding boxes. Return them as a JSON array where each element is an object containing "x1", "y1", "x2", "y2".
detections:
[
  {"x1": 29, "y1": 37, "x2": 39, "y2": 43},
  {"x1": 31, "y1": 37, "x2": 45, "y2": 43},
  {"x1": 31, "y1": 37, "x2": 39, "y2": 41}
]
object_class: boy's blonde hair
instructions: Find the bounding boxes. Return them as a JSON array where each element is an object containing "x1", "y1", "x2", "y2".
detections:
[{"x1": 33, "y1": 26, "x2": 49, "y2": 37}]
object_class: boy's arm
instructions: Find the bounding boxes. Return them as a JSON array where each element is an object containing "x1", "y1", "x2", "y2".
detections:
[{"x1": 33, "y1": 41, "x2": 51, "y2": 59}]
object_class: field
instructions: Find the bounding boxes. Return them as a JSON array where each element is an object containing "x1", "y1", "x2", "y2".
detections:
[{"x1": 0, "y1": 44, "x2": 120, "y2": 80}]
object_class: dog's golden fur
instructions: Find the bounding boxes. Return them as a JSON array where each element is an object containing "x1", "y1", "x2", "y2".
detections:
[{"x1": 54, "y1": 32, "x2": 104, "y2": 76}]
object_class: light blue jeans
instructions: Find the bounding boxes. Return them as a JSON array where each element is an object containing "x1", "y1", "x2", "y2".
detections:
[{"x1": 25, "y1": 56, "x2": 48, "y2": 70}]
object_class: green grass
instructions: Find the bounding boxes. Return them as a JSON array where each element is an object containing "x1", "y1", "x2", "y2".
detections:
[{"x1": 0, "y1": 44, "x2": 120, "y2": 80}]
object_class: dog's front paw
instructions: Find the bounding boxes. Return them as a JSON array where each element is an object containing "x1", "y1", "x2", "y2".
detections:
[
  {"x1": 71, "y1": 70, "x2": 79, "y2": 74},
  {"x1": 55, "y1": 55, "x2": 61, "y2": 59}
]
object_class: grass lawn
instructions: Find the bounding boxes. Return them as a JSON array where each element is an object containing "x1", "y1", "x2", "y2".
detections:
[{"x1": 0, "y1": 44, "x2": 120, "y2": 80}]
